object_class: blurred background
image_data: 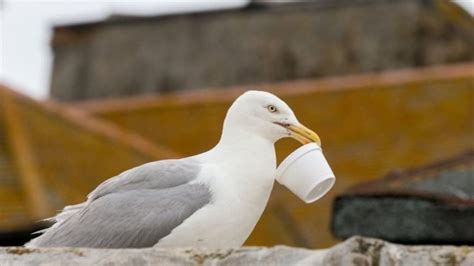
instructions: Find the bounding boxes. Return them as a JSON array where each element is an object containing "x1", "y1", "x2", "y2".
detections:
[{"x1": 0, "y1": 0, "x2": 473, "y2": 248}]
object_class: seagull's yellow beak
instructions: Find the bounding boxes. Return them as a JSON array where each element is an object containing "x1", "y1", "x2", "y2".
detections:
[{"x1": 287, "y1": 123, "x2": 321, "y2": 146}]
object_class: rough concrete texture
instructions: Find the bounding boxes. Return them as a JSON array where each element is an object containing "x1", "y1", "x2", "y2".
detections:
[
  {"x1": 50, "y1": 0, "x2": 474, "y2": 101},
  {"x1": 1, "y1": 236, "x2": 473, "y2": 266},
  {"x1": 332, "y1": 151, "x2": 474, "y2": 245}
]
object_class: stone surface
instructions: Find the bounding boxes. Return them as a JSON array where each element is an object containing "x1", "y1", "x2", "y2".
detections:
[
  {"x1": 50, "y1": 0, "x2": 473, "y2": 101},
  {"x1": 332, "y1": 150, "x2": 474, "y2": 245},
  {"x1": 0, "y1": 236, "x2": 473, "y2": 265}
]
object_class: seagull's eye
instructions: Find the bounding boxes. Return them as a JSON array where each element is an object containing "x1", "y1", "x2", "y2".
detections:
[{"x1": 267, "y1": 105, "x2": 278, "y2": 113}]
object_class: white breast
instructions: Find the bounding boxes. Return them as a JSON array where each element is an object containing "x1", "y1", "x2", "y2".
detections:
[{"x1": 156, "y1": 152, "x2": 276, "y2": 248}]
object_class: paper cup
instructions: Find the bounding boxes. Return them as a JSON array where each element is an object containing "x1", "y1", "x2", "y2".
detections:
[{"x1": 276, "y1": 143, "x2": 335, "y2": 203}]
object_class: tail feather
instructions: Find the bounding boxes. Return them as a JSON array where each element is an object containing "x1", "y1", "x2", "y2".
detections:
[{"x1": 24, "y1": 202, "x2": 87, "y2": 247}]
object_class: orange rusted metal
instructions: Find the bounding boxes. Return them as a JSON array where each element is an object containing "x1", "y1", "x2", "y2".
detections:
[
  {"x1": 0, "y1": 85, "x2": 179, "y2": 232},
  {"x1": 1, "y1": 89, "x2": 52, "y2": 220}
]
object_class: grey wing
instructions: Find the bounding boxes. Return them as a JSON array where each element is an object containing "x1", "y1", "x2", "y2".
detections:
[
  {"x1": 26, "y1": 158, "x2": 206, "y2": 248},
  {"x1": 88, "y1": 158, "x2": 200, "y2": 201},
  {"x1": 27, "y1": 183, "x2": 211, "y2": 248},
  {"x1": 39, "y1": 158, "x2": 199, "y2": 226}
]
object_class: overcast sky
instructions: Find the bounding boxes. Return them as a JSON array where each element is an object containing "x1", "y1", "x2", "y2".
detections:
[{"x1": 0, "y1": 0, "x2": 472, "y2": 99}]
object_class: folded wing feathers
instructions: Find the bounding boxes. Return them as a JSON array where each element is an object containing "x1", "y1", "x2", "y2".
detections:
[{"x1": 26, "y1": 158, "x2": 201, "y2": 246}]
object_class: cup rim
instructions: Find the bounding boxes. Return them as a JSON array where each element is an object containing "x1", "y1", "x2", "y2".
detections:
[{"x1": 276, "y1": 143, "x2": 321, "y2": 182}]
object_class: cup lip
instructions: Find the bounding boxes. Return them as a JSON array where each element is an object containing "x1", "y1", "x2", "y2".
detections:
[{"x1": 276, "y1": 143, "x2": 321, "y2": 182}]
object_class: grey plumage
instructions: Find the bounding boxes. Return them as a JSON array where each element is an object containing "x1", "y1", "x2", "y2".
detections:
[
  {"x1": 26, "y1": 159, "x2": 211, "y2": 248},
  {"x1": 89, "y1": 159, "x2": 200, "y2": 201}
]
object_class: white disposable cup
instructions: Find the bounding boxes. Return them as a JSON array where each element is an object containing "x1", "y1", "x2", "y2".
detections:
[{"x1": 276, "y1": 143, "x2": 336, "y2": 203}]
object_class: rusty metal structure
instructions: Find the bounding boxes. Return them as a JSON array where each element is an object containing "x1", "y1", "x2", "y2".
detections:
[{"x1": 0, "y1": 86, "x2": 176, "y2": 245}]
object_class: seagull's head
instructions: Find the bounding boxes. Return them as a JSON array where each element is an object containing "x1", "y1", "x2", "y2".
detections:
[{"x1": 224, "y1": 90, "x2": 321, "y2": 146}]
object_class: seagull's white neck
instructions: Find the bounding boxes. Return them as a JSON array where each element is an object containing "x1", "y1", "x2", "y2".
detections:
[
  {"x1": 216, "y1": 125, "x2": 274, "y2": 159},
  {"x1": 204, "y1": 124, "x2": 277, "y2": 185}
]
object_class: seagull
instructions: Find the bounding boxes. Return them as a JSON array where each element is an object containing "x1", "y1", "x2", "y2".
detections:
[{"x1": 26, "y1": 90, "x2": 320, "y2": 249}]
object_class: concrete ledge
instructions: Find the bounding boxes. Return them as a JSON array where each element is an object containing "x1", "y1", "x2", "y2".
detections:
[{"x1": 1, "y1": 236, "x2": 473, "y2": 266}]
